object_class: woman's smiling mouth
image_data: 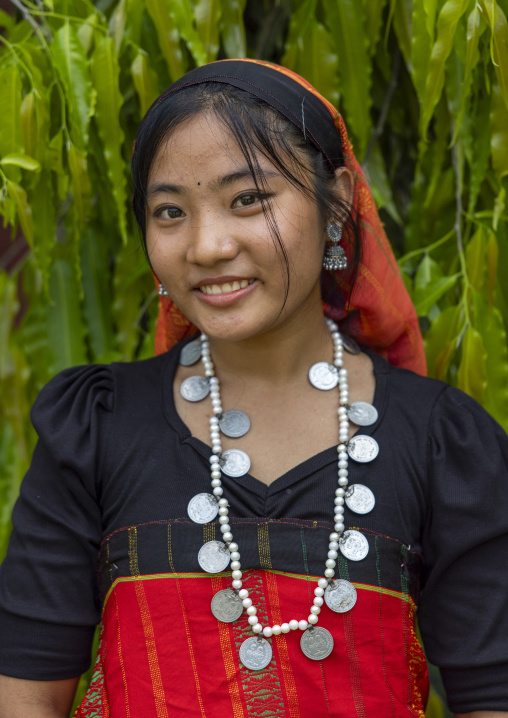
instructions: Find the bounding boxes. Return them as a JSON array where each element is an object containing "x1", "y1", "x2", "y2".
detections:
[{"x1": 198, "y1": 279, "x2": 256, "y2": 295}]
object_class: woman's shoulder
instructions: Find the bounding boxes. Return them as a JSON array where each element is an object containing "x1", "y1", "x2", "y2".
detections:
[{"x1": 31, "y1": 352, "x2": 174, "y2": 446}]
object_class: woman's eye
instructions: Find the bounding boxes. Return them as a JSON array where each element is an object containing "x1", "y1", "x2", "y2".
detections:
[
  {"x1": 154, "y1": 206, "x2": 184, "y2": 220},
  {"x1": 233, "y1": 194, "x2": 265, "y2": 208}
]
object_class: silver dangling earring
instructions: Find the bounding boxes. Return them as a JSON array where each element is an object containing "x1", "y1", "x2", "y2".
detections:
[
  {"x1": 323, "y1": 223, "x2": 347, "y2": 271},
  {"x1": 158, "y1": 283, "x2": 169, "y2": 296}
]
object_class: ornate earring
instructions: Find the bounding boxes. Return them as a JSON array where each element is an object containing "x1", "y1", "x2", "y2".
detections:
[
  {"x1": 158, "y1": 283, "x2": 169, "y2": 296},
  {"x1": 323, "y1": 223, "x2": 347, "y2": 271}
]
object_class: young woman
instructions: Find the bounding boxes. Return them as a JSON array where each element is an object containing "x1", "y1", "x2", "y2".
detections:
[{"x1": 0, "y1": 59, "x2": 507, "y2": 718}]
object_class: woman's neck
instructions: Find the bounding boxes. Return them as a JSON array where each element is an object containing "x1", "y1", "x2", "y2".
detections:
[{"x1": 206, "y1": 302, "x2": 334, "y2": 387}]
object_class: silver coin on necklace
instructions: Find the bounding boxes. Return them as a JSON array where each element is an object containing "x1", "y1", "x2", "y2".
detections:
[
  {"x1": 339, "y1": 530, "x2": 369, "y2": 561},
  {"x1": 342, "y1": 335, "x2": 361, "y2": 355},
  {"x1": 347, "y1": 401, "x2": 378, "y2": 427},
  {"x1": 347, "y1": 435, "x2": 379, "y2": 463},
  {"x1": 308, "y1": 362, "x2": 339, "y2": 391},
  {"x1": 179, "y1": 339, "x2": 202, "y2": 366},
  {"x1": 324, "y1": 579, "x2": 357, "y2": 613},
  {"x1": 300, "y1": 626, "x2": 334, "y2": 660},
  {"x1": 221, "y1": 448, "x2": 251, "y2": 477},
  {"x1": 345, "y1": 484, "x2": 376, "y2": 515},
  {"x1": 197, "y1": 541, "x2": 231, "y2": 573},
  {"x1": 180, "y1": 375, "x2": 210, "y2": 402},
  {"x1": 240, "y1": 636, "x2": 273, "y2": 671},
  {"x1": 219, "y1": 410, "x2": 251, "y2": 438},
  {"x1": 211, "y1": 589, "x2": 244, "y2": 623},
  {"x1": 187, "y1": 493, "x2": 219, "y2": 524}
]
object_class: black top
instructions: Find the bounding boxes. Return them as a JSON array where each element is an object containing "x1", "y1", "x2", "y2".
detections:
[{"x1": 1, "y1": 342, "x2": 508, "y2": 713}]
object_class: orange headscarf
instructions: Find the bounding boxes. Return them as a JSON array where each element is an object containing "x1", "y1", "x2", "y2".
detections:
[{"x1": 151, "y1": 60, "x2": 426, "y2": 375}]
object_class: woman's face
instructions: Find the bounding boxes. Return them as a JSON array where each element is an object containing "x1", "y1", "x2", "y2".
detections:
[{"x1": 145, "y1": 112, "x2": 331, "y2": 343}]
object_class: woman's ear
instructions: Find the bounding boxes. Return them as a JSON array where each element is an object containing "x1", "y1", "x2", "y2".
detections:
[{"x1": 332, "y1": 167, "x2": 354, "y2": 215}]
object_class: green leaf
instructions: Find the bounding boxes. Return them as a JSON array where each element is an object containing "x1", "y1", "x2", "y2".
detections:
[
  {"x1": 30, "y1": 171, "x2": 57, "y2": 294},
  {"x1": 90, "y1": 35, "x2": 128, "y2": 242},
  {"x1": 451, "y1": 5, "x2": 483, "y2": 143},
  {"x1": 6, "y1": 181, "x2": 33, "y2": 247},
  {"x1": 45, "y1": 259, "x2": 87, "y2": 374},
  {"x1": 0, "y1": 64, "x2": 23, "y2": 158},
  {"x1": 51, "y1": 22, "x2": 95, "y2": 149},
  {"x1": 322, "y1": 0, "x2": 371, "y2": 157},
  {"x1": 468, "y1": 84, "x2": 491, "y2": 211},
  {"x1": 413, "y1": 254, "x2": 460, "y2": 315},
  {"x1": 0, "y1": 154, "x2": 41, "y2": 172},
  {"x1": 465, "y1": 226, "x2": 487, "y2": 292},
  {"x1": 491, "y1": 78, "x2": 508, "y2": 178},
  {"x1": 411, "y1": 0, "x2": 433, "y2": 104},
  {"x1": 363, "y1": 0, "x2": 389, "y2": 55},
  {"x1": 67, "y1": 142, "x2": 91, "y2": 226},
  {"x1": 457, "y1": 325, "x2": 487, "y2": 403},
  {"x1": 479, "y1": 1, "x2": 508, "y2": 112},
  {"x1": 420, "y1": 0, "x2": 470, "y2": 139},
  {"x1": 77, "y1": 14, "x2": 97, "y2": 55},
  {"x1": 145, "y1": 0, "x2": 192, "y2": 78},
  {"x1": 219, "y1": 0, "x2": 246, "y2": 58},
  {"x1": 363, "y1": 144, "x2": 402, "y2": 224},
  {"x1": 131, "y1": 50, "x2": 159, "y2": 117},
  {"x1": 81, "y1": 228, "x2": 116, "y2": 361},
  {"x1": 392, "y1": 0, "x2": 413, "y2": 69},
  {"x1": 474, "y1": 291, "x2": 508, "y2": 430},
  {"x1": 487, "y1": 230, "x2": 498, "y2": 310},
  {"x1": 195, "y1": 0, "x2": 221, "y2": 62},
  {"x1": 109, "y1": 0, "x2": 127, "y2": 54},
  {"x1": 424, "y1": 304, "x2": 464, "y2": 379}
]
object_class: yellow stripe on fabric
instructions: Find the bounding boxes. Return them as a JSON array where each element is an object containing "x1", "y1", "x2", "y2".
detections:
[
  {"x1": 113, "y1": 591, "x2": 131, "y2": 717},
  {"x1": 167, "y1": 525, "x2": 207, "y2": 718},
  {"x1": 258, "y1": 524, "x2": 301, "y2": 718},
  {"x1": 128, "y1": 528, "x2": 169, "y2": 718},
  {"x1": 211, "y1": 576, "x2": 246, "y2": 718},
  {"x1": 104, "y1": 572, "x2": 415, "y2": 611}
]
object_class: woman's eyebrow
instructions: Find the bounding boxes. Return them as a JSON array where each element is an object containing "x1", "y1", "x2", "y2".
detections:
[
  {"x1": 147, "y1": 168, "x2": 281, "y2": 198},
  {"x1": 212, "y1": 168, "x2": 280, "y2": 189}
]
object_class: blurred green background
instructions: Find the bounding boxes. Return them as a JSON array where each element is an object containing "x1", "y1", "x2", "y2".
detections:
[{"x1": 1, "y1": 0, "x2": 508, "y2": 714}]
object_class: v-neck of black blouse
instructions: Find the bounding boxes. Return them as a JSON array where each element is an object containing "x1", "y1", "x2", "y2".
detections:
[{"x1": 162, "y1": 338, "x2": 389, "y2": 500}]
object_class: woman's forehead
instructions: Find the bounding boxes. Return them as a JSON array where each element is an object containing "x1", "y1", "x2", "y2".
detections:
[{"x1": 148, "y1": 112, "x2": 285, "y2": 187}]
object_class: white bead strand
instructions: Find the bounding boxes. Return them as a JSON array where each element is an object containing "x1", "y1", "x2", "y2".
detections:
[{"x1": 201, "y1": 323, "x2": 350, "y2": 638}]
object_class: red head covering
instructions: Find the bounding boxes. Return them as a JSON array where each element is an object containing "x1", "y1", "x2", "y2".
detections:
[{"x1": 149, "y1": 59, "x2": 426, "y2": 375}]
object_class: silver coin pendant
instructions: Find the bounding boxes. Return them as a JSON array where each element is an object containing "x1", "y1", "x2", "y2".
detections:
[
  {"x1": 348, "y1": 401, "x2": 378, "y2": 427},
  {"x1": 345, "y1": 484, "x2": 376, "y2": 515},
  {"x1": 239, "y1": 637, "x2": 273, "y2": 671},
  {"x1": 308, "y1": 362, "x2": 339, "y2": 391},
  {"x1": 339, "y1": 530, "x2": 369, "y2": 561},
  {"x1": 219, "y1": 410, "x2": 251, "y2": 438},
  {"x1": 179, "y1": 339, "x2": 202, "y2": 367},
  {"x1": 300, "y1": 626, "x2": 334, "y2": 660},
  {"x1": 187, "y1": 493, "x2": 218, "y2": 524},
  {"x1": 180, "y1": 375, "x2": 210, "y2": 402},
  {"x1": 211, "y1": 589, "x2": 244, "y2": 623},
  {"x1": 347, "y1": 435, "x2": 379, "y2": 463},
  {"x1": 197, "y1": 541, "x2": 231, "y2": 573},
  {"x1": 221, "y1": 449, "x2": 251, "y2": 477},
  {"x1": 324, "y1": 579, "x2": 357, "y2": 613}
]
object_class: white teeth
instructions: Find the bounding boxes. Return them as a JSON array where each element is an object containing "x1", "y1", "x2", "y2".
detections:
[{"x1": 200, "y1": 280, "x2": 254, "y2": 295}]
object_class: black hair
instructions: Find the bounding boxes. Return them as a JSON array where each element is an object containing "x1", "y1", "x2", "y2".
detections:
[{"x1": 131, "y1": 82, "x2": 361, "y2": 310}]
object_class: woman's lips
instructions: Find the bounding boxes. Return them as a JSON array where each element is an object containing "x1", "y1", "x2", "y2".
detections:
[{"x1": 194, "y1": 278, "x2": 258, "y2": 307}]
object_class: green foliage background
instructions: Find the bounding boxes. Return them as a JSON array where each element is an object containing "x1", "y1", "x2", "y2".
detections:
[{"x1": 1, "y1": 0, "x2": 507, "y2": 714}]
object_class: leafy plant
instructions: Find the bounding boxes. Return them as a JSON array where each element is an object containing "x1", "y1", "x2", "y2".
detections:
[{"x1": 1, "y1": 1, "x2": 507, "y2": 715}]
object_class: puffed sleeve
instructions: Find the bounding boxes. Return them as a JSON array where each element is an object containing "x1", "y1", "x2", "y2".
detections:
[
  {"x1": 0, "y1": 365, "x2": 113, "y2": 680},
  {"x1": 418, "y1": 386, "x2": 508, "y2": 713}
]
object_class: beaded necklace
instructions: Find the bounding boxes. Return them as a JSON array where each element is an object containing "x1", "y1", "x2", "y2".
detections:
[{"x1": 181, "y1": 319, "x2": 379, "y2": 670}]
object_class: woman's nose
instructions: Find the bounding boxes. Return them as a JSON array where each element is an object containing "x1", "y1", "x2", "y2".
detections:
[{"x1": 186, "y1": 216, "x2": 239, "y2": 266}]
